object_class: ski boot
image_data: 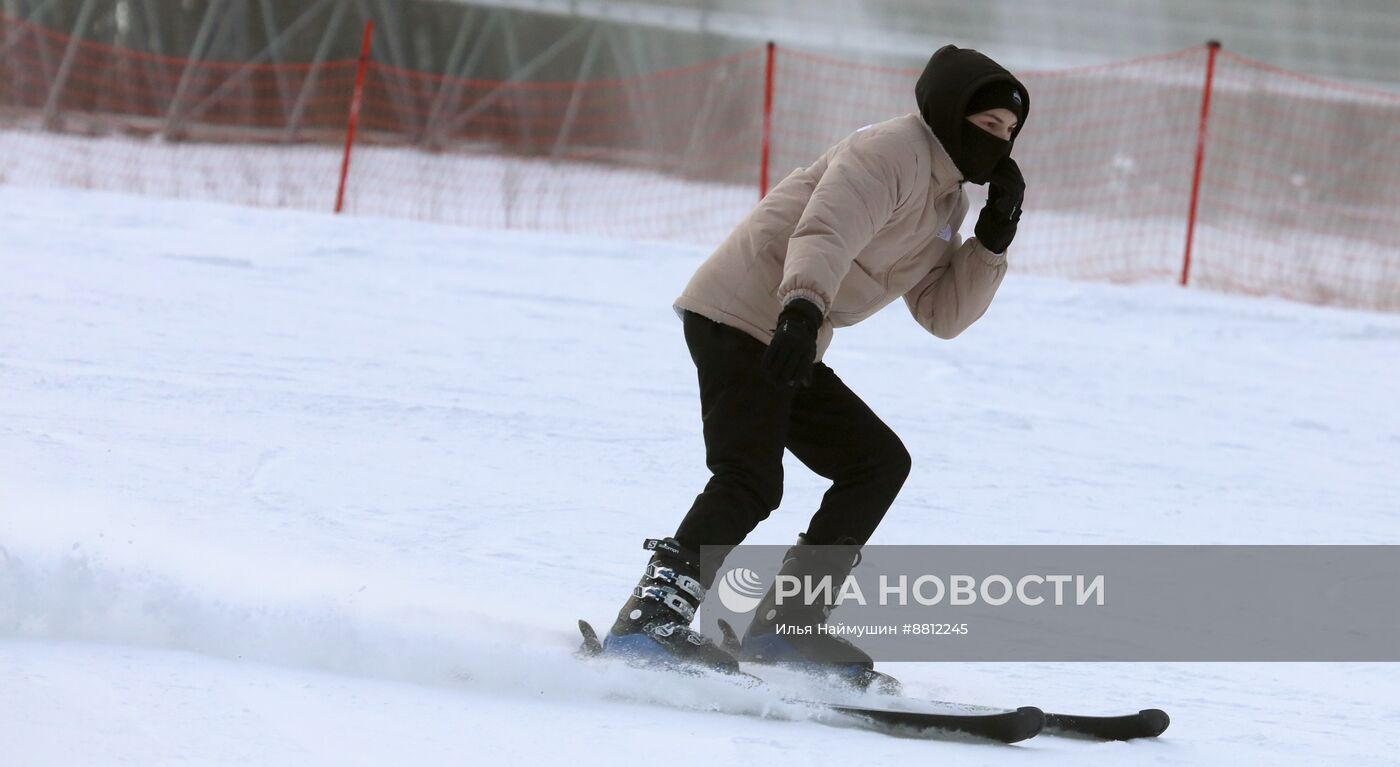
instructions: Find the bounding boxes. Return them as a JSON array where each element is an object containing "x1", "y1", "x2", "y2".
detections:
[
  {"x1": 599, "y1": 537, "x2": 739, "y2": 674},
  {"x1": 735, "y1": 535, "x2": 900, "y2": 693}
]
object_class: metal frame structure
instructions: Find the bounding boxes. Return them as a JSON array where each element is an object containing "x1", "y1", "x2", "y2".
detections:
[
  {"x1": 2, "y1": 0, "x2": 1398, "y2": 131},
  {"x1": 455, "y1": 0, "x2": 1400, "y2": 87},
  {"x1": 0, "y1": 0, "x2": 679, "y2": 142}
]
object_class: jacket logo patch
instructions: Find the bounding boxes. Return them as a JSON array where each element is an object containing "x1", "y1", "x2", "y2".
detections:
[{"x1": 937, "y1": 223, "x2": 954, "y2": 241}]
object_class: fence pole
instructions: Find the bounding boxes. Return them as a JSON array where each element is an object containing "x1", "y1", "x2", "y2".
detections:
[
  {"x1": 759, "y1": 40, "x2": 775, "y2": 200},
  {"x1": 1181, "y1": 40, "x2": 1221, "y2": 287},
  {"x1": 335, "y1": 20, "x2": 374, "y2": 214}
]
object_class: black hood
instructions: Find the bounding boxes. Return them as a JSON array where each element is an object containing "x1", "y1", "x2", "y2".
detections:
[{"x1": 915, "y1": 45, "x2": 1029, "y2": 180}]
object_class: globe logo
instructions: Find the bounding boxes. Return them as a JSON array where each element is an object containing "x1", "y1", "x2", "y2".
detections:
[{"x1": 716, "y1": 567, "x2": 766, "y2": 613}]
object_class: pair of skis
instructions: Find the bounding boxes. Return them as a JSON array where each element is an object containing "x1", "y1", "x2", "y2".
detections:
[
  {"x1": 577, "y1": 619, "x2": 1168, "y2": 744},
  {"x1": 819, "y1": 696, "x2": 1169, "y2": 744}
]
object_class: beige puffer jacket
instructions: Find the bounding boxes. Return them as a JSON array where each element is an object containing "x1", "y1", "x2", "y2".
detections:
[{"x1": 673, "y1": 112, "x2": 1007, "y2": 361}]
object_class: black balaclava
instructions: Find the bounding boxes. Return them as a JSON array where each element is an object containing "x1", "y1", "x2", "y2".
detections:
[{"x1": 915, "y1": 45, "x2": 1029, "y2": 184}]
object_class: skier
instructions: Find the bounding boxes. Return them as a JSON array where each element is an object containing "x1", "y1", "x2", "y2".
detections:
[{"x1": 601, "y1": 45, "x2": 1029, "y2": 681}]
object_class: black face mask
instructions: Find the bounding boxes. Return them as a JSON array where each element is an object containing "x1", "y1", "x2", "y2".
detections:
[{"x1": 956, "y1": 120, "x2": 1011, "y2": 184}]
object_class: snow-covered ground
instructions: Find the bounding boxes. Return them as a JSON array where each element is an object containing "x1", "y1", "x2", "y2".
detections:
[
  {"x1": 0, "y1": 129, "x2": 754, "y2": 244},
  {"x1": 2, "y1": 186, "x2": 1399, "y2": 765}
]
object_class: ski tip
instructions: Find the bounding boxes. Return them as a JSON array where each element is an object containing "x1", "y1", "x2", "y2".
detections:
[
  {"x1": 1043, "y1": 708, "x2": 1171, "y2": 740},
  {"x1": 1138, "y1": 708, "x2": 1170, "y2": 737},
  {"x1": 1012, "y1": 706, "x2": 1046, "y2": 743},
  {"x1": 822, "y1": 703, "x2": 1044, "y2": 744}
]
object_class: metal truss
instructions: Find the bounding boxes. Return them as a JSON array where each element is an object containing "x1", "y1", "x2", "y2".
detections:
[{"x1": 0, "y1": 0, "x2": 705, "y2": 144}]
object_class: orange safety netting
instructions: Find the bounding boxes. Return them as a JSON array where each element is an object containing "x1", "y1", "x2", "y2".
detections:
[{"x1": 1, "y1": 11, "x2": 1397, "y2": 311}]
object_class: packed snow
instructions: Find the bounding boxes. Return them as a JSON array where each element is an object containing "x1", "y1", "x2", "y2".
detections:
[{"x1": 2, "y1": 186, "x2": 1399, "y2": 765}]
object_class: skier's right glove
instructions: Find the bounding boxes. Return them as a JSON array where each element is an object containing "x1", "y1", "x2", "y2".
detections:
[
  {"x1": 761, "y1": 298, "x2": 823, "y2": 388},
  {"x1": 974, "y1": 156, "x2": 1024, "y2": 254}
]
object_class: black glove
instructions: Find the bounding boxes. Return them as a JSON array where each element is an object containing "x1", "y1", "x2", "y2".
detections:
[
  {"x1": 761, "y1": 298, "x2": 823, "y2": 388},
  {"x1": 974, "y1": 157, "x2": 1024, "y2": 254}
]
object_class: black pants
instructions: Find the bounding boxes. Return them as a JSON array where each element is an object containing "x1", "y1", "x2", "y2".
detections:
[{"x1": 673, "y1": 311, "x2": 912, "y2": 550}]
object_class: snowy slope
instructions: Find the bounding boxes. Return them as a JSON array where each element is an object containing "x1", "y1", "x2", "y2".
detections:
[{"x1": 2, "y1": 186, "x2": 1399, "y2": 765}]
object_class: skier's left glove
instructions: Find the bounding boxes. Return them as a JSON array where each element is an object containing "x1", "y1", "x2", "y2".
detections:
[
  {"x1": 761, "y1": 298, "x2": 823, "y2": 388},
  {"x1": 974, "y1": 157, "x2": 1024, "y2": 254}
]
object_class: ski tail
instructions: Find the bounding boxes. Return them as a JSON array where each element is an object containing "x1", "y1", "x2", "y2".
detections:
[
  {"x1": 717, "y1": 618, "x2": 741, "y2": 654},
  {"x1": 577, "y1": 619, "x2": 603, "y2": 657}
]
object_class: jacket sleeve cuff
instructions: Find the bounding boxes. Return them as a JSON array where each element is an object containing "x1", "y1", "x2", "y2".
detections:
[
  {"x1": 779, "y1": 288, "x2": 828, "y2": 315},
  {"x1": 971, "y1": 238, "x2": 1009, "y2": 265}
]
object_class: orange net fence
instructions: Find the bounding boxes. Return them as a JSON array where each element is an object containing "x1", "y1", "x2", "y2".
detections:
[
  {"x1": 1, "y1": 11, "x2": 1397, "y2": 311},
  {"x1": 1189, "y1": 52, "x2": 1400, "y2": 309}
]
